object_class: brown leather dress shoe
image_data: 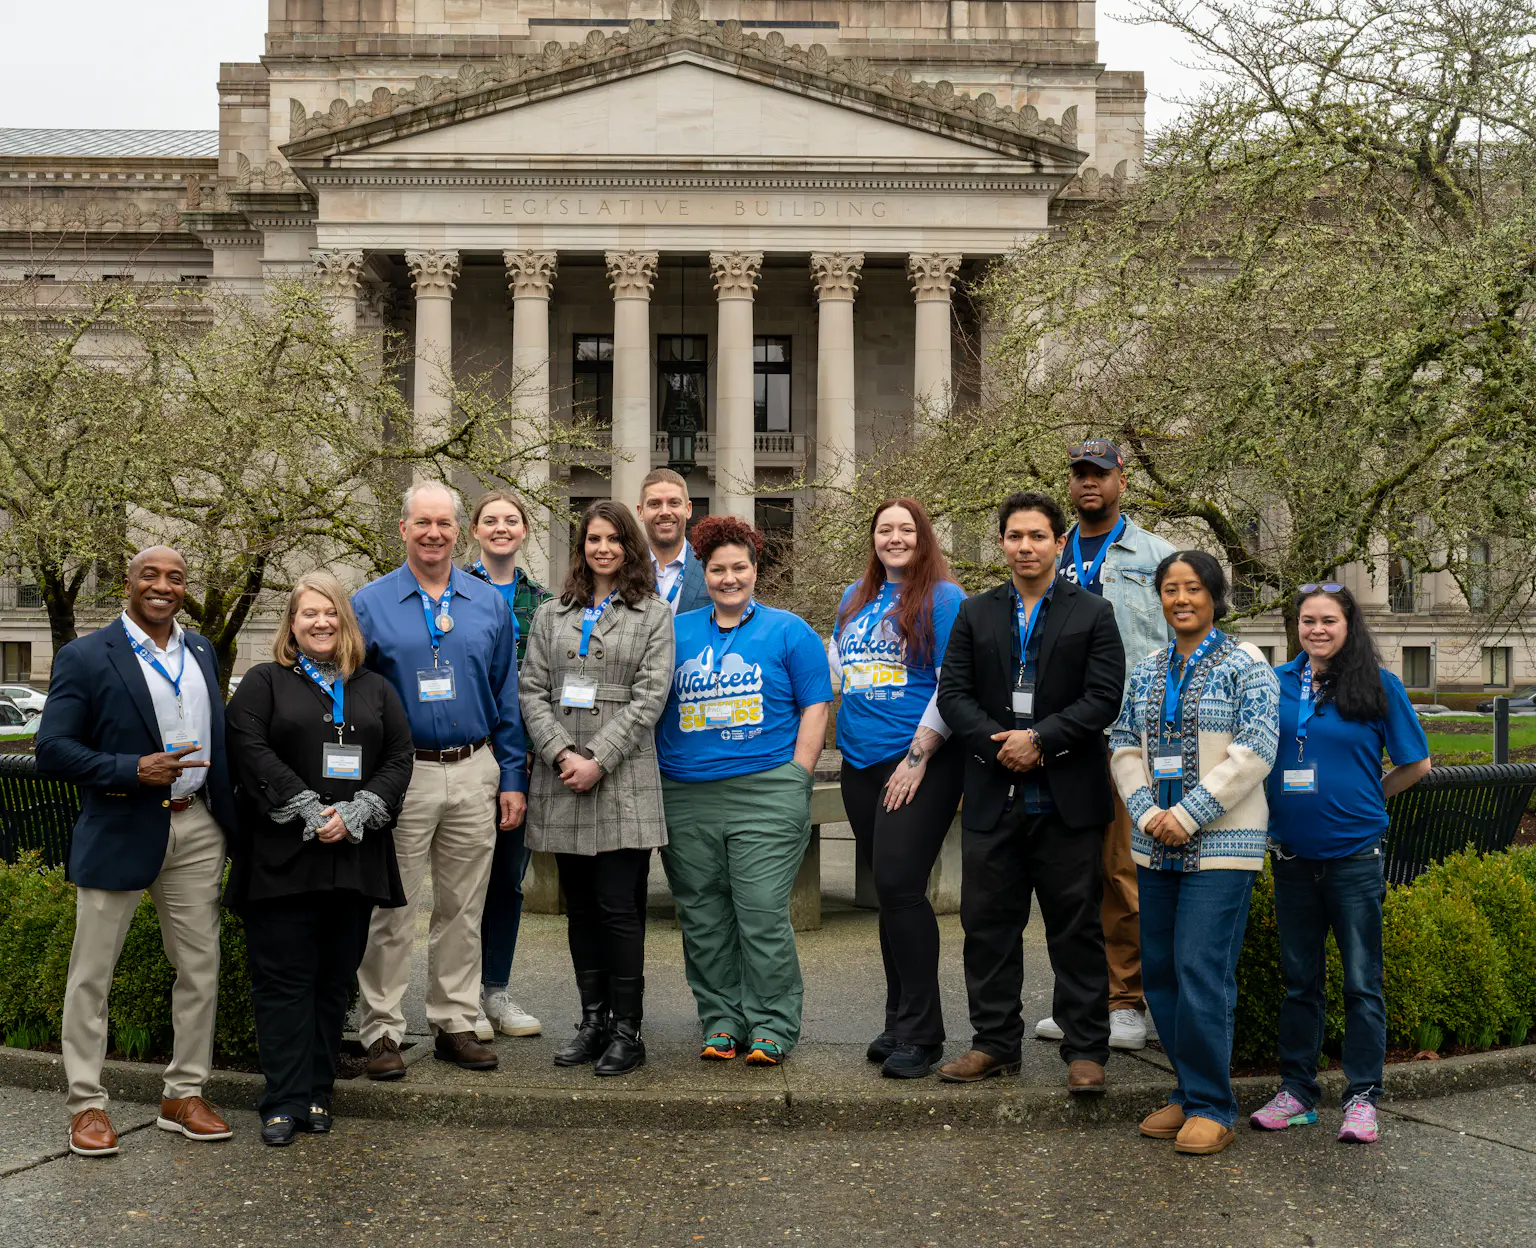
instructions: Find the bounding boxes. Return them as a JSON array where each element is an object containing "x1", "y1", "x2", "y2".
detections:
[
  {"x1": 1067, "y1": 1060, "x2": 1106, "y2": 1095},
  {"x1": 1175, "y1": 1115, "x2": 1236, "y2": 1155},
  {"x1": 157, "y1": 1096, "x2": 232, "y2": 1141},
  {"x1": 366, "y1": 1035, "x2": 408, "y2": 1081},
  {"x1": 1139, "y1": 1102, "x2": 1187, "y2": 1139},
  {"x1": 434, "y1": 1029, "x2": 499, "y2": 1070},
  {"x1": 69, "y1": 1108, "x2": 119, "y2": 1157},
  {"x1": 936, "y1": 1049, "x2": 1022, "y2": 1083}
]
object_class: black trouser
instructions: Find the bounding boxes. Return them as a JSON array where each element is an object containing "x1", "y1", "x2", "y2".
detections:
[
  {"x1": 842, "y1": 741, "x2": 965, "y2": 1046},
  {"x1": 960, "y1": 805, "x2": 1110, "y2": 1065},
  {"x1": 555, "y1": 849, "x2": 651, "y2": 981},
  {"x1": 243, "y1": 890, "x2": 375, "y2": 1121}
]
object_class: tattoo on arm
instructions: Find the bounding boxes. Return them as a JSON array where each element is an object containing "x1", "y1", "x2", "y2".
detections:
[{"x1": 905, "y1": 746, "x2": 926, "y2": 768}]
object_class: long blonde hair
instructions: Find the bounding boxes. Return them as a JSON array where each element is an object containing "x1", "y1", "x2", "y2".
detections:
[{"x1": 272, "y1": 571, "x2": 367, "y2": 677}]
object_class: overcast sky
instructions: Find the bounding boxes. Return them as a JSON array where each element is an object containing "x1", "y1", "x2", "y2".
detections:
[{"x1": 0, "y1": 2, "x2": 1208, "y2": 135}]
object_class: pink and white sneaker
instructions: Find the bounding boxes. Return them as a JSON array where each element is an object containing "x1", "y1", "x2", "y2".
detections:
[
  {"x1": 1250, "y1": 1089, "x2": 1317, "y2": 1131},
  {"x1": 1338, "y1": 1095, "x2": 1379, "y2": 1143}
]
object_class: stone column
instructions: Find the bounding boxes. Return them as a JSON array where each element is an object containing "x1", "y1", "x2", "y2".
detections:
[
  {"x1": 605, "y1": 250, "x2": 659, "y2": 508},
  {"x1": 810, "y1": 252, "x2": 863, "y2": 490},
  {"x1": 505, "y1": 250, "x2": 558, "y2": 583},
  {"x1": 406, "y1": 249, "x2": 460, "y2": 447},
  {"x1": 710, "y1": 251, "x2": 762, "y2": 521},
  {"x1": 908, "y1": 253, "x2": 962, "y2": 423},
  {"x1": 312, "y1": 247, "x2": 363, "y2": 335}
]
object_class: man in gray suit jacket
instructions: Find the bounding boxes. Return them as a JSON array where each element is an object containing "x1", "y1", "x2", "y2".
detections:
[{"x1": 637, "y1": 468, "x2": 710, "y2": 615}]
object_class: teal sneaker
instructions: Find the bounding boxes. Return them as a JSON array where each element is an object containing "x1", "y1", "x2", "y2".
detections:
[
  {"x1": 1250, "y1": 1090, "x2": 1318, "y2": 1131},
  {"x1": 744, "y1": 1038, "x2": 784, "y2": 1066}
]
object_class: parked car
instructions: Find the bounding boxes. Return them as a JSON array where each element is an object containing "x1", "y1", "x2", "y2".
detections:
[
  {"x1": 0, "y1": 684, "x2": 46, "y2": 718},
  {"x1": 1475, "y1": 687, "x2": 1536, "y2": 713},
  {"x1": 0, "y1": 700, "x2": 39, "y2": 737}
]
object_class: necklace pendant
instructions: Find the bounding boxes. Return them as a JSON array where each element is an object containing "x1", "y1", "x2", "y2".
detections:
[{"x1": 437, "y1": 612, "x2": 455, "y2": 633}]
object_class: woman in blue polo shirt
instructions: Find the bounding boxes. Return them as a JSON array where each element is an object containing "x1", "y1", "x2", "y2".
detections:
[
  {"x1": 830, "y1": 498, "x2": 968, "y2": 1080},
  {"x1": 656, "y1": 515, "x2": 834, "y2": 1066},
  {"x1": 1252, "y1": 584, "x2": 1430, "y2": 1145}
]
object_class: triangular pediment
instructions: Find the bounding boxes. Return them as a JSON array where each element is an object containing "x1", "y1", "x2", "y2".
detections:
[{"x1": 282, "y1": 5, "x2": 1085, "y2": 172}]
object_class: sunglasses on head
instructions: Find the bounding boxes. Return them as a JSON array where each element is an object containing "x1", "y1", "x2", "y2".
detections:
[
  {"x1": 1069, "y1": 440, "x2": 1119, "y2": 461},
  {"x1": 1298, "y1": 583, "x2": 1344, "y2": 595}
]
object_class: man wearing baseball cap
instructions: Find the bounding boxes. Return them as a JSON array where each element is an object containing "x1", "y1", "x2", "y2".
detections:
[{"x1": 1035, "y1": 439, "x2": 1177, "y2": 1052}]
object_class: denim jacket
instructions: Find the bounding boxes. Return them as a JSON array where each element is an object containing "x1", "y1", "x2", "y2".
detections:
[{"x1": 1070, "y1": 516, "x2": 1178, "y2": 691}]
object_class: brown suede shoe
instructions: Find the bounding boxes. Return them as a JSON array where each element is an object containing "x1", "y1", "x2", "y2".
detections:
[
  {"x1": 365, "y1": 1035, "x2": 407, "y2": 1081},
  {"x1": 1067, "y1": 1059, "x2": 1106, "y2": 1095},
  {"x1": 1139, "y1": 1102, "x2": 1187, "y2": 1139},
  {"x1": 434, "y1": 1029, "x2": 499, "y2": 1070},
  {"x1": 1175, "y1": 1115, "x2": 1235, "y2": 1155},
  {"x1": 936, "y1": 1049, "x2": 1022, "y2": 1083},
  {"x1": 157, "y1": 1096, "x2": 232, "y2": 1142},
  {"x1": 69, "y1": 1108, "x2": 119, "y2": 1157}
]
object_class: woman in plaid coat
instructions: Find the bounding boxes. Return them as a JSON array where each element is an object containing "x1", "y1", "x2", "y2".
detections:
[{"x1": 519, "y1": 500, "x2": 674, "y2": 1076}]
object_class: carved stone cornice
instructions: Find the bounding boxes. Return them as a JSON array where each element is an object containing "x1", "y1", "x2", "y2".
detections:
[
  {"x1": 504, "y1": 250, "x2": 558, "y2": 299},
  {"x1": 233, "y1": 152, "x2": 305, "y2": 193},
  {"x1": 407, "y1": 249, "x2": 461, "y2": 298},
  {"x1": 605, "y1": 250, "x2": 658, "y2": 300},
  {"x1": 0, "y1": 198, "x2": 186, "y2": 235},
  {"x1": 907, "y1": 253, "x2": 962, "y2": 302},
  {"x1": 810, "y1": 252, "x2": 864, "y2": 303},
  {"x1": 709, "y1": 251, "x2": 762, "y2": 300},
  {"x1": 312, "y1": 247, "x2": 365, "y2": 292}
]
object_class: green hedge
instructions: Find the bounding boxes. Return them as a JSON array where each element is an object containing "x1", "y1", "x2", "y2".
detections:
[
  {"x1": 0, "y1": 853, "x2": 258, "y2": 1065},
  {"x1": 1235, "y1": 846, "x2": 1536, "y2": 1062}
]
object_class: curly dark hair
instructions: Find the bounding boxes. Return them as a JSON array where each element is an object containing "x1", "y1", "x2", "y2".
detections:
[
  {"x1": 1294, "y1": 584, "x2": 1389, "y2": 721},
  {"x1": 692, "y1": 515, "x2": 764, "y2": 565},
  {"x1": 560, "y1": 500, "x2": 656, "y2": 608}
]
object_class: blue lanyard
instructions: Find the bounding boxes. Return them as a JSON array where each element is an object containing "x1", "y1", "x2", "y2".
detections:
[
  {"x1": 417, "y1": 582, "x2": 454, "y2": 654},
  {"x1": 708, "y1": 600, "x2": 757, "y2": 673},
  {"x1": 580, "y1": 591, "x2": 617, "y2": 658},
  {"x1": 1296, "y1": 659, "x2": 1319, "y2": 759},
  {"x1": 1012, "y1": 587, "x2": 1046, "y2": 674},
  {"x1": 1065, "y1": 517, "x2": 1125, "y2": 589},
  {"x1": 662, "y1": 548, "x2": 689, "y2": 605},
  {"x1": 297, "y1": 654, "x2": 345, "y2": 737},
  {"x1": 472, "y1": 560, "x2": 520, "y2": 648},
  {"x1": 1162, "y1": 630, "x2": 1223, "y2": 727},
  {"x1": 123, "y1": 620, "x2": 188, "y2": 711}
]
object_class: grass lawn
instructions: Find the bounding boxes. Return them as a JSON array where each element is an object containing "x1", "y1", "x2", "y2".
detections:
[{"x1": 1424, "y1": 720, "x2": 1536, "y2": 762}]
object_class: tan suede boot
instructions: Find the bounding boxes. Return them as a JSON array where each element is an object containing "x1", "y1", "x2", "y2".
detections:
[
  {"x1": 1174, "y1": 1115, "x2": 1235, "y2": 1155},
  {"x1": 1139, "y1": 1103, "x2": 1187, "y2": 1139}
]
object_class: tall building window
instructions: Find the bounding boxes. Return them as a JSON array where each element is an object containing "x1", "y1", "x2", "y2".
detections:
[
  {"x1": 1387, "y1": 556, "x2": 1417, "y2": 614},
  {"x1": 1, "y1": 642, "x2": 30, "y2": 683},
  {"x1": 754, "y1": 336, "x2": 791, "y2": 433},
  {"x1": 573, "y1": 335, "x2": 614, "y2": 426},
  {"x1": 755, "y1": 498, "x2": 794, "y2": 573},
  {"x1": 1402, "y1": 646, "x2": 1432, "y2": 689},
  {"x1": 657, "y1": 335, "x2": 708, "y2": 431},
  {"x1": 1467, "y1": 538, "x2": 1492, "y2": 611},
  {"x1": 1484, "y1": 646, "x2": 1511, "y2": 688}
]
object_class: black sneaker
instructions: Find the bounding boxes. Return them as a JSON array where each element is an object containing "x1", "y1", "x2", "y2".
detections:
[
  {"x1": 865, "y1": 1030, "x2": 899, "y2": 1064},
  {"x1": 881, "y1": 1042, "x2": 945, "y2": 1080},
  {"x1": 261, "y1": 1115, "x2": 298, "y2": 1147}
]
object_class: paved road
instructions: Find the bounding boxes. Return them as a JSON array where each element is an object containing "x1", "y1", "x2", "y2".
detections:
[{"x1": 4, "y1": 1083, "x2": 1531, "y2": 1247}]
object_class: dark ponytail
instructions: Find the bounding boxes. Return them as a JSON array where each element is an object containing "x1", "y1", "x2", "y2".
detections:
[{"x1": 1295, "y1": 586, "x2": 1388, "y2": 722}]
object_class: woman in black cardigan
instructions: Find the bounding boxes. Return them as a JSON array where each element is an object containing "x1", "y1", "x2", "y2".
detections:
[{"x1": 226, "y1": 571, "x2": 415, "y2": 1147}]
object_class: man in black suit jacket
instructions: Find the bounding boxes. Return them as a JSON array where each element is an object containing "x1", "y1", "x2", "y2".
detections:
[
  {"x1": 936, "y1": 492, "x2": 1126, "y2": 1091},
  {"x1": 38, "y1": 546, "x2": 236, "y2": 1158}
]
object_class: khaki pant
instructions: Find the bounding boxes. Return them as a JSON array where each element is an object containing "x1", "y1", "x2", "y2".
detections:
[
  {"x1": 356, "y1": 747, "x2": 500, "y2": 1045},
  {"x1": 62, "y1": 799, "x2": 226, "y2": 1115},
  {"x1": 1103, "y1": 785, "x2": 1143, "y2": 1012}
]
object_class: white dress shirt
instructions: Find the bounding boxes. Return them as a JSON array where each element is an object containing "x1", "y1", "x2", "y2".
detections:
[
  {"x1": 651, "y1": 548, "x2": 687, "y2": 615},
  {"x1": 121, "y1": 612, "x2": 212, "y2": 799}
]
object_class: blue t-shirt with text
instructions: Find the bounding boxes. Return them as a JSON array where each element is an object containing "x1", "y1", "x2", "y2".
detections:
[
  {"x1": 657, "y1": 602, "x2": 835, "y2": 783},
  {"x1": 1266, "y1": 657, "x2": 1429, "y2": 858},
  {"x1": 832, "y1": 580, "x2": 967, "y2": 770}
]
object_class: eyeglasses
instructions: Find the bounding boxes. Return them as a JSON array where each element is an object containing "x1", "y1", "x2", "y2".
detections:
[
  {"x1": 1298, "y1": 583, "x2": 1344, "y2": 595},
  {"x1": 1069, "y1": 440, "x2": 1120, "y2": 462}
]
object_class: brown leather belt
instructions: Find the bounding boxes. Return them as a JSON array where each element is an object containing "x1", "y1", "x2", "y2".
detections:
[
  {"x1": 415, "y1": 737, "x2": 489, "y2": 764},
  {"x1": 168, "y1": 796, "x2": 197, "y2": 812}
]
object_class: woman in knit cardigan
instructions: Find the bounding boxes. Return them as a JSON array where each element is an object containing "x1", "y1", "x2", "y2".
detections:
[{"x1": 1110, "y1": 551, "x2": 1279, "y2": 1157}]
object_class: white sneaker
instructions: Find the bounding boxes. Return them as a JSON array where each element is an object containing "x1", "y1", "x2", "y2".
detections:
[
  {"x1": 481, "y1": 989, "x2": 542, "y2": 1037},
  {"x1": 1109, "y1": 1008, "x2": 1148, "y2": 1051},
  {"x1": 1034, "y1": 1015, "x2": 1064, "y2": 1041},
  {"x1": 472, "y1": 1006, "x2": 493, "y2": 1043}
]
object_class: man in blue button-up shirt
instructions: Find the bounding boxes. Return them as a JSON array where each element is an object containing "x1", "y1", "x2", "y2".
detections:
[{"x1": 351, "y1": 482, "x2": 528, "y2": 1077}]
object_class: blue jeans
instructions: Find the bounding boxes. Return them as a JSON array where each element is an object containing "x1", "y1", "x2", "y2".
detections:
[
  {"x1": 1272, "y1": 843, "x2": 1386, "y2": 1107},
  {"x1": 1139, "y1": 866, "x2": 1255, "y2": 1128},
  {"x1": 480, "y1": 818, "x2": 532, "y2": 991}
]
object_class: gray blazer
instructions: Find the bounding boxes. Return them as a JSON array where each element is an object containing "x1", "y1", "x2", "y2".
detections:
[{"x1": 519, "y1": 592, "x2": 675, "y2": 856}]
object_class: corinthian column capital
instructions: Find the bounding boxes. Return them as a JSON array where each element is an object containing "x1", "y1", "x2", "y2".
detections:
[
  {"x1": 406, "y1": 249, "x2": 460, "y2": 297},
  {"x1": 605, "y1": 250, "x2": 659, "y2": 299},
  {"x1": 311, "y1": 247, "x2": 364, "y2": 291},
  {"x1": 907, "y1": 253, "x2": 962, "y2": 302},
  {"x1": 810, "y1": 252, "x2": 864, "y2": 303},
  {"x1": 504, "y1": 250, "x2": 558, "y2": 299},
  {"x1": 709, "y1": 251, "x2": 763, "y2": 300}
]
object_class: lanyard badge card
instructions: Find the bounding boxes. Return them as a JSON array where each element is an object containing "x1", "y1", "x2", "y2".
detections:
[
  {"x1": 415, "y1": 582, "x2": 458, "y2": 702},
  {"x1": 1284, "y1": 660, "x2": 1320, "y2": 793},
  {"x1": 562, "y1": 592, "x2": 614, "y2": 708},
  {"x1": 298, "y1": 655, "x2": 364, "y2": 778},
  {"x1": 1011, "y1": 590, "x2": 1043, "y2": 720}
]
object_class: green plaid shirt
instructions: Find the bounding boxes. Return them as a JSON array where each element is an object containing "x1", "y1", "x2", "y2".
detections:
[{"x1": 467, "y1": 562, "x2": 551, "y2": 666}]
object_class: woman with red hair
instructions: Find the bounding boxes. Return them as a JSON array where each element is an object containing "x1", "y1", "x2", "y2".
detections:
[
  {"x1": 832, "y1": 499, "x2": 968, "y2": 1079},
  {"x1": 655, "y1": 515, "x2": 834, "y2": 1067}
]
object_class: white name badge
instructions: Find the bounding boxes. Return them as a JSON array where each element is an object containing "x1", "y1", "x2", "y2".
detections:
[
  {"x1": 1283, "y1": 768, "x2": 1318, "y2": 794},
  {"x1": 560, "y1": 680, "x2": 598, "y2": 709},
  {"x1": 322, "y1": 742, "x2": 363, "y2": 780},
  {"x1": 1151, "y1": 754, "x2": 1183, "y2": 780},
  {"x1": 704, "y1": 700, "x2": 734, "y2": 726},
  {"x1": 164, "y1": 738, "x2": 200, "y2": 753},
  {"x1": 1011, "y1": 689, "x2": 1034, "y2": 716},
  {"x1": 416, "y1": 666, "x2": 456, "y2": 703}
]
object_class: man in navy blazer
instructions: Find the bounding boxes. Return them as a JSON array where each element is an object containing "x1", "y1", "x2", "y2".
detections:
[
  {"x1": 38, "y1": 546, "x2": 237, "y2": 1158},
  {"x1": 638, "y1": 468, "x2": 711, "y2": 615}
]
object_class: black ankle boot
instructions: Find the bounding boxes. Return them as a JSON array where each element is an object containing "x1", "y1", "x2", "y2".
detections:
[
  {"x1": 553, "y1": 970, "x2": 610, "y2": 1067},
  {"x1": 593, "y1": 975, "x2": 646, "y2": 1076}
]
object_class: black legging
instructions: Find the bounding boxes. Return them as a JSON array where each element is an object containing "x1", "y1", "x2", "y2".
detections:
[
  {"x1": 841, "y1": 740, "x2": 964, "y2": 1046},
  {"x1": 556, "y1": 848, "x2": 651, "y2": 980}
]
